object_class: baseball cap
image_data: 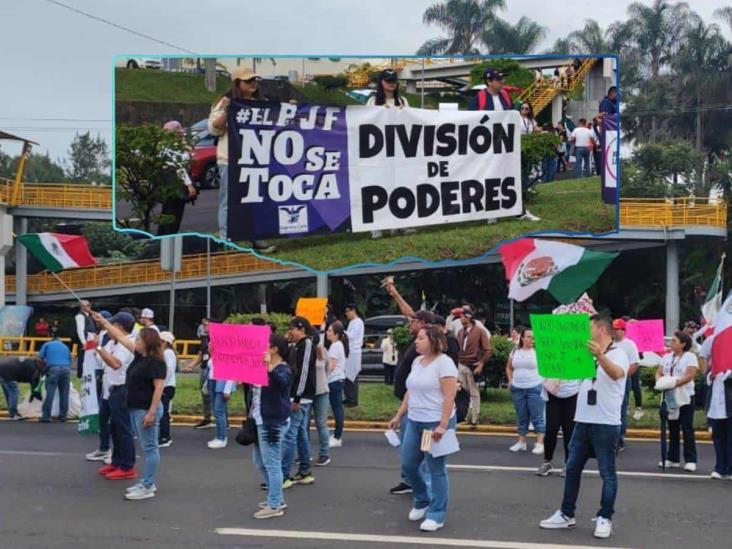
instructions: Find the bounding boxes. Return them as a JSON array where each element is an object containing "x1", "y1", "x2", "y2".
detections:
[
  {"x1": 484, "y1": 68, "x2": 504, "y2": 81},
  {"x1": 432, "y1": 314, "x2": 446, "y2": 327},
  {"x1": 684, "y1": 320, "x2": 700, "y2": 330},
  {"x1": 159, "y1": 331, "x2": 175, "y2": 344},
  {"x1": 289, "y1": 316, "x2": 313, "y2": 332},
  {"x1": 461, "y1": 306, "x2": 475, "y2": 319},
  {"x1": 141, "y1": 308, "x2": 154, "y2": 319},
  {"x1": 109, "y1": 311, "x2": 135, "y2": 333},
  {"x1": 450, "y1": 307, "x2": 463, "y2": 318},
  {"x1": 231, "y1": 66, "x2": 260, "y2": 82},
  {"x1": 99, "y1": 310, "x2": 112, "y2": 320},
  {"x1": 612, "y1": 319, "x2": 627, "y2": 331},
  {"x1": 411, "y1": 310, "x2": 435, "y2": 324},
  {"x1": 379, "y1": 69, "x2": 398, "y2": 82}
]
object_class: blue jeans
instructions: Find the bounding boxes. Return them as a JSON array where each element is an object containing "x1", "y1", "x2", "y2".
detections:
[
  {"x1": 108, "y1": 387, "x2": 135, "y2": 470},
  {"x1": 130, "y1": 404, "x2": 163, "y2": 488},
  {"x1": 217, "y1": 163, "x2": 228, "y2": 239},
  {"x1": 0, "y1": 377, "x2": 19, "y2": 417},
  {"x1": 210, "y1": 380, "x2": 229, "y2": 441},
  {"x1": 401, "y1": 417, "x2": 456, "y2": 524},
  {"x1": 711, "y1": 418, "x2": 732, "y2": 476},
  {"x1": 542, "y1": 155, "x2": 558, "y2": 182},
  {"x1": 42, "y1": 366, "x2": 71, "y2": 421},
  {"x1": 311, "y1": 393, "x2": 330, "y2": 458},
  {"x1": 99, "y1": 398, "x2": 111, "y2": 452},
  {"x1": 253, "y1": 420, "x2": 289, "y2": 508},
  {"x1": 282, "y1": 402, "x2": 311, "y2": 478},
  {"x1": 399, "y1": 414, "x2": 430, "y2": 487},
  {"x1": 328, "y1": 380, "x2": 345, "y2": 440},
  {"x1": 510, "y1": 384, "x2": 546, "y2": 436},
  {"x1": 575, "y1": 147, "x2": 591, "y2": 177},
  {"x1": 561, "y1": 422, "x2": 620, "y2": 520},
  {"x1": 620, "y1": 376, "x2": 630, "y2": 441}
]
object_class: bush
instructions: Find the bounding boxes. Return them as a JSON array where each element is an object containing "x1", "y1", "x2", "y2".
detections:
[
  {"x1": 391, "y1": 325, "x2": 412, "y2": 354},
  {"x1": 226, "y1": 312, "x2": 292, "y2": 335},
  {"x1": 483, "y1": 335, "x2": 514, "y2": 388},
  {"x1": 469, "y1": 59, "x2": 533, "y2": 91},
  {"x1": 312, "y1": 74, "x2": 348, "y2": 90}
]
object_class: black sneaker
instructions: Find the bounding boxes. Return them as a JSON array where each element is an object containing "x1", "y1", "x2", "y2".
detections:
[
  {"x1": 260, "y1": 482, "x2": 268, "y2": 491},
  {"x1": 314, "y1": 455, "x2": 331, "y2": 467},
  {"x1": 389, "y1": 482, "x2": 412, "y2": 495},
  {"x1": 292, "y1": 472, "x2": 315, "y2": 485},
  {"x1": 616, "y1": 441, "x2": 625, "y2": 455},
  {"x1": 193, "y1": 420, "x2": 213, "y2": 430},
  {"x1": 252, "y1": 240, "x2": 276, "y2": 253}
]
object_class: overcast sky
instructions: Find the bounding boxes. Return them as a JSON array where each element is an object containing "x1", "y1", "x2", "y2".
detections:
[{"x1": 1, "y1": 0, "x2": 729, "y2": 162}]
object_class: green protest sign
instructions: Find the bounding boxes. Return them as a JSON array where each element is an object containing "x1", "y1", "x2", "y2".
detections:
[{"x1": 530, "y1": 313, "x2": 595, "y2": 380}]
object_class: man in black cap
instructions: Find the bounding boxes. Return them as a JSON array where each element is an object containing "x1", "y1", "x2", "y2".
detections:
[
  {"x1": 470, "y1": 69, "x2": 514, "y2": 112},
  {"x1": 457, "y1": 306, "x2": 492, "y2": 427}
]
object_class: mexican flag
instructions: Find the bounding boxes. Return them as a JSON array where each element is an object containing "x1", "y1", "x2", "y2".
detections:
[
  {"x1": 701, "y1": 254, "x2": 725, "y2": 334},
  {"x1": 711, "y1": 291, "x2": 732, "y2": 375},
  {"x1": 499, "y1": 238, "x2": 618, "y2": 304},
  {"x1": 78, "y1": 344, "x2": 99, "y2": 435},
  {"x1": 17, "y1": 233, "x2": 96, "y2": 273}
]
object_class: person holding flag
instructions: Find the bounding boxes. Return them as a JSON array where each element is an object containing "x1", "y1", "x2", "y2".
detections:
[{"x1": 700, "y1": 334, "x2": 732, "y2": 479}]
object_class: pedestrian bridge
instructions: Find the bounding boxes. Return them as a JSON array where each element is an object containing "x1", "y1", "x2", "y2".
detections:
[{"x1": 0, "y1": 180, "x2": 112, "y2": 220}]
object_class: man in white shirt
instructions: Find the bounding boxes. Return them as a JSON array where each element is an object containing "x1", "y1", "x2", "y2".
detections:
[
  {"x1": 343, "y1": 304, "x2": 364, "y2": 407},
  {"x1": 570, "y1": 119, "x2": 596, "y2": 178},
  {"x1": 75, "y1": 300, "x2": 96, "y2": 378},
  {"x1": 612, "y1": 319, "x2": 640, "y2": 453},
  {"x1": 540, "y1": 315, "x2": 629, "y2": 540},
  {"x1": 140, "y1": 308, "x2": 160, "y2": 332}
]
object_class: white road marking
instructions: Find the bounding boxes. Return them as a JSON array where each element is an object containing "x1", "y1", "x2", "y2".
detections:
[
  {"x1": 215, "y1": 528, "x2": 633, "y2": 549},
  {"x1": 448, "y1": 464, "x2": 707, "y2": 480},
  {"x1": 0, "y1": 450, "x2": 65, "y2": 456}
]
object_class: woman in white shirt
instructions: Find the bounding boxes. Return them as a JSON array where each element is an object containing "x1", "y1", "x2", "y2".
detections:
[
  {"x1": 158, "y1": 332, "x2": 177, "y2": 448},
  {"x1": 388, "y1": 326, "x2": 458, "y2": 533},
  {"x1": 656, "y1": 331, "x2": 698, "y2": 471},
  {"x1": 326, "y1": 321, "x2": 348, "y2": 447},
  {"x1": 519, "y1": 102, "x2": 540, "y2": 136},
  {"x1": 701, "y1": 336, "x2": 732, "y2": 479},
  {"x1": 506, "y1": 328, "x2": 545, "y2": 455}
]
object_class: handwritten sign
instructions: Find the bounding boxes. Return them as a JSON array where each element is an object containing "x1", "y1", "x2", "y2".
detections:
[
  {"x1": 625, "y1": 319, "x2": 664, "y2": 353},
  {"x1": 530, "y1": 313, "x2": 595, "y2": 380},
  {"x1": 208, "y1": 323, "x2": 270, "y2": 386},
  {"x1": 295, "y1": 297, "x2": 328, "y2": 327}
]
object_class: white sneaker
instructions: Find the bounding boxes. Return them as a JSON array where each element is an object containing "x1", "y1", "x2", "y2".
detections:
[
  {"x1": 633, "y1": 409, "x2": 644, "y2": 420},
  {"x1": 486, "y1": 218, "x2": 498, "y2": 224},
  {"x1": 594, "y1": 517, "x2": 613, "y2": 539},
  {"x1": 509, "y1": 441, "x2": 527, "y2": 452},
  {"x1": 207, "y1": 439, "x2": 227, "y2": 449},
  {"x1": 126, "y1": 482, "x2": 157, "y2": 493},
  {"x1": 85, "y1": 449, "x2": 112, "y2": 462},
  {"x1": 419, "y1": 519, "x2": 444, "y2": 532},
  {"x1": 408, "y1": 507, "x2": 427, "y2": 521},
  {"x1": 124, "y1": 486, "x2": 156, "y2": 501},
  {"x1": 103, "y1": 456, "x2": 112, "y2": 465},
  {"x1": 521, "y1": 210, "x2": 541, "y2": 222},
  {"x1": 532, "y1": 443, "x2": 544, "y2": 455},
  {"x1": 328, "y1": 436, "x2": 342, "y2": 448},
  {"x1": 684, "y1": 463, "x2": 697, "y2": 472},
  {"x1": 658, "y1": 460, "x2": 680, "y2": 468},
  {"x1": 539, "y1": 510, "x2": 576, "y2": 529},
  {"x1": 371, "y1": 230, "x2": 383, "y2": 239},
  {"x1": 711, "y1": 471, "x2": 725, "y2": 480}
]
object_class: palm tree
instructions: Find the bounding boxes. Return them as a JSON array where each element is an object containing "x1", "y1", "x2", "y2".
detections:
[
  {"x1": 483, "y1": 16, "x2": 547, "y2": 54},
  {"x1": 417, "y1": 0, "x2": 506, "y2": 55},
  {"x1": 545, "y1": 37, "x2": 572, "y2": 55},
  {"x1": 627, "y1": 1, "x2": 690, "y2": 79},
  {"x1": 715, "y1": 6, "x2": 732, "y2": 31},
  {"x1": 567, "y1": 19, "x2": 614, "y2": 53}
]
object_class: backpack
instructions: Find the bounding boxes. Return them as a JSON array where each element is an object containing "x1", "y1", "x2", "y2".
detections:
[{"x1": 477, "y1": 88, "x2": 513, "y2": 111}]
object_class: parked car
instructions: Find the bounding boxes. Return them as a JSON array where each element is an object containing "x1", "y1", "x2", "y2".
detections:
[
  {"x1": 117, "y1": 57, "x2": 162, "y2": 70},
  {"x1": 189, "y1": 130, "x2": 219, "y2": 189},
  {"x1": 360, "y1": 315, "x2": 408, "y2": 373}
]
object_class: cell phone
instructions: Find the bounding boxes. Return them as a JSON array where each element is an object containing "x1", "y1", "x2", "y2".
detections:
[{"x1": 587, "y1": 389, "x2": 597, "y2": 406}]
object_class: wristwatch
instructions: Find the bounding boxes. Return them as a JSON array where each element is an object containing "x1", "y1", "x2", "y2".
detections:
[{"x1": 96, "y1": 346, "x2": 104, "y2": 353}]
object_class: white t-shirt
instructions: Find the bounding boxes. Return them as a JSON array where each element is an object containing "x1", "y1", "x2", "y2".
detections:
[
  {"x1": 326, "y1": 340, "x2": 346, "y2": 383},
  {"x1": 571, "y1": 127, "x2": 594, "y2": 148},
  {"x1": 346, "y1": 318, "x2": 364, "y2": 354},
  {"x1": 381, "y1": 338, "x2": 398, "y2": 366},
  {"x1": 615, "y1": 337, "x2": 640, "y2": 367},
  {"x1": 163, "y1": 348, "x2": 177, "y2": 388},
  {"x1": 707, "y1": 371, "x2": 730, "y2": 420},
  {"x1": 99, "y1": 336, "x2": 135, "y2": 398},
  {"x1": 520, "y1": 117, "x2": 537, "y2": 136},
  {"x1": 406, "y1": 354, "x2": 458, "y2": 422},
  {"x1": 574, "y1": 346, "x2": 630, "y2": 426},
  {"x1": 556, "y1": 380, "x2": 582, "y2": 399},
  {"x1": 510, "y1": 348, "x2": 543, "y2": 389},
  {"x1": 250, "y1": 385, "x2": 263, "y2": 425},
  {"x1": 486, "y1": 91, "x2": 505, "y2": 111},
  {"x1": 366, "y1": 95, "x2": 410, "y2": 108},
  {"x1": 661, "y1": 351, "x2": 698, "y2": 397}
]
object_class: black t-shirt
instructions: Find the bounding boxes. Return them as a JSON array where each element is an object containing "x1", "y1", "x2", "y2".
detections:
[
  {"x1": 125, "y1": 353, "x2": 166, "y2": 410},
  {"x1": 393, "y1": 339, "x2": 418, "y2": 401}
]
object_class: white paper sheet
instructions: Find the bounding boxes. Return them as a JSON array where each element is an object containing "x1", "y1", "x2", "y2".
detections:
[
  {"x1": 430, "y1": 429, "x2": 460, "y2": 457},
  {"x1": 384, "y1": 429, "x2": 401, "y2": 447}
]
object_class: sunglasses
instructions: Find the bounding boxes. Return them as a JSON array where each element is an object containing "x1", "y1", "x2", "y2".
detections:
[
  {"x1": 241, "y1": 77, "x2": 259, "y2": 84},
  {"x1": 520, "y1": 106, "x2": 530, "y2": 111}
]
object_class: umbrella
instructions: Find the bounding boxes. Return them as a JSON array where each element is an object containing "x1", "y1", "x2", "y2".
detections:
[{"x1": 659, "y1": 398, "x2": 668, "y2": 472}]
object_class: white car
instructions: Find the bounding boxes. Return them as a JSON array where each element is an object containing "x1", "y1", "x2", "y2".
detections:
[{"x1": 117, "y1": 57, "x2": 162, "y2": 70}]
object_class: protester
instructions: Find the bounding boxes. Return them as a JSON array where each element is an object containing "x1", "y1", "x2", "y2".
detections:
[
  {"x1": 207, "y1": 66, "x2": 275, "y2": 252},
  {"x1": 49, "y1": 319, "x2": 60, "y2": 338},
  {"x1": 207, "y1": 370, "x2": 236, "y2": 449},
  {"x1": 510, "y1": 325, "x2": 522, "y2": 346},
  {"x1": 38, "y1": 334, "x2": 72, "y2": 423},
  {"x1": 326, "y1": 320, "x2": 348, "y2": 448},
  {"x1": 94, "y1": 311, "x2": 137, "y2": 481},
  {"x1": 282, "y1": 316, "x2": 316, "y2": 488},
  {"x1": 538, "y1": 377, "x2": 580, "y2": 476},
  {"x1": 433, "y1": 315, "x2": 459, "y2": 367},
  {"x1": 655, "y1": 331, "x2": 698, "y2": 471},
  {"x1": 570, "y1": 119, "x2": 596, "y2": 178},
  {"x1": 470, "y1": 69, "x2": 513, "y2": 111},
  {"x1": 157, "y1": 120, "x2": 197, "y2": 236},
  {"x1": 158, "y1": 331, "x2": 177, "y2": 448},
  {"x1": 506, "y1": 327, "x2": 545, "y2": 454},
  {"x1": 683, "y1": 320, "x2": 702, "y2": 353},
  {"x1": 456, "y1": 306, "x2": 492, "y2": 427},
  {"x1": 388, "y1": 326, "x2": 458, "y2": 532},
  {"x1": 381, "y1": 330, "x2": 399, "y2": 385},
  {"x1": 74, "y1": 300, "x2": 96, "y2": 378},
  {"x1": 540, "y1": 315, "x2": 629, "y2": 540},
  {"x1": 591, "y1": 116, "x2": 603, "y2": 176},
  {"x1": 343, "y1": 304, "x2": 364, "y2": 407},
  {"x1": 139, "y1": 309, "x2": 160, "y2": 332},
  {"x1": 0, "y1": 357, "x2": 45, "y2": 421},
  {"x1": 34, "y1": 317, "x2": 50, "y2": 338},
  {"x1": 700, "y1": 335, "x2": 732, "y2": 479},
  {"x1": 557, "y1": 127, "x2": 569, "y2": 173},
  {"x1": 599, "y1": 86, "x2": 618, "y2": 116},
  {"x1": 311, "y1": 338, "x2": 331, "y2": 466},
  {"x1": 534, "y1": 68, "x2": 543, "y2": 85},
  {"x1": 85, "y1": 310, "x2": 114, "y2": 464},
  {"x1": 185, "y1": 318, "x2": 213, "y2": 429},
  {"x1": 519, "y1": 101, "x2": 539, "y2": 136},
  {"x1": 612, "y1": 319, "x2": 640, "y2": 453},
  {"x1": 249, "y1": 333, "x2": 293, "y2": 519}
]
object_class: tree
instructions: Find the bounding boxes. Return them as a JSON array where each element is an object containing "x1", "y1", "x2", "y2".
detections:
[
  {"x1": 66, "y1": 132, "x2": 111, "y2": 184},
  {"x1": 81, "y1": 222, "x2": 146, "y2": 264},
  {"x1": 546, "y1": 37, "x2": 572, "y2": 55},
  {"x1": 482, "y1": 16, "x2": 547, "y2": 54},
  {"x1": 115, "y1": 124, "x2": 190, "y2": 232},
  {"x1": 417, "y1": 0, "x2": 506, "y2": 55},
  {"x1": 21, "y1": 152, "x2": 66, "y2": 182}
]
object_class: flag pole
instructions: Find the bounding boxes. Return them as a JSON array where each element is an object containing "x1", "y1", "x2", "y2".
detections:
[{"x1": 49, "y1": 271, "x2": 83, "y2": 302}]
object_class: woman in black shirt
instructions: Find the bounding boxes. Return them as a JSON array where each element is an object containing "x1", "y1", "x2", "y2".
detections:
[{"x1": 93, "y1": 314, "x2": 166, "y2": 501}]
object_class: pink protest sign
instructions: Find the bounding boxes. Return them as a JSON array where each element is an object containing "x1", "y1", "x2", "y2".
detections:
[
  {"x1": 208, "y1": 323, "x2": 270, "y2": 386},
  {"x1": 625, "y1": 320, "x2": 665, "y2": 353}
]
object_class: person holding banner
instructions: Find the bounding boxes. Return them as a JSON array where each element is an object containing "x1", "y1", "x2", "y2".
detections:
[
  {"x1": 207, "y1": 66, "x2": 275, "y2": 253},
  {"x1": 506, "y1": 327, "x2": 545, "y2": 455},
  {"x1": 540, "y1": 315, "x2": 629, "y2": 540},
  {"x1": 250, "y1": 333, "x2": 293, "y2": 519},
  {"x1": 655, "y1": 331, "x2": 698, "y2": 471},
  {"x1": 158, "y1": 332, "x2": 177, "y2": 448},
  {"x1": 388, "y1": 326, "x2": 458, "y2": 533},
  {"x1": 343, "y1": 305, "x2": 364, "y2": 407},
  {"x1": 538, "y1": 378, "x2": 580, "y2": 477},
  {"x1": 326, "y1": 321, "x2": 349, "y2": 448}
]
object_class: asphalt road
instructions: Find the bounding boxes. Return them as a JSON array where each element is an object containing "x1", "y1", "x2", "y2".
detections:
[
  {"x1": 115, "y1": 189, "x2": 219, "y2": 235},
  {"x1": 1, "y1": 421, "x2": 729, "y2": 549}
]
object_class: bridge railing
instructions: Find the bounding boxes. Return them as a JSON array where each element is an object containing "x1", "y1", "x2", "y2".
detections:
[
  {"x1": 619, "y1": 197, "x2": 727, "y2": 229},
  {"x1": 0, "y1": 181, "x2": 112, "y2": 209}
]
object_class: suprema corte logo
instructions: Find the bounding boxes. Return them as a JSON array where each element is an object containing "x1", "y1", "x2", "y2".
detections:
[{"x1": 278, "y1": 205, "x2": 309, "y2": 234}]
